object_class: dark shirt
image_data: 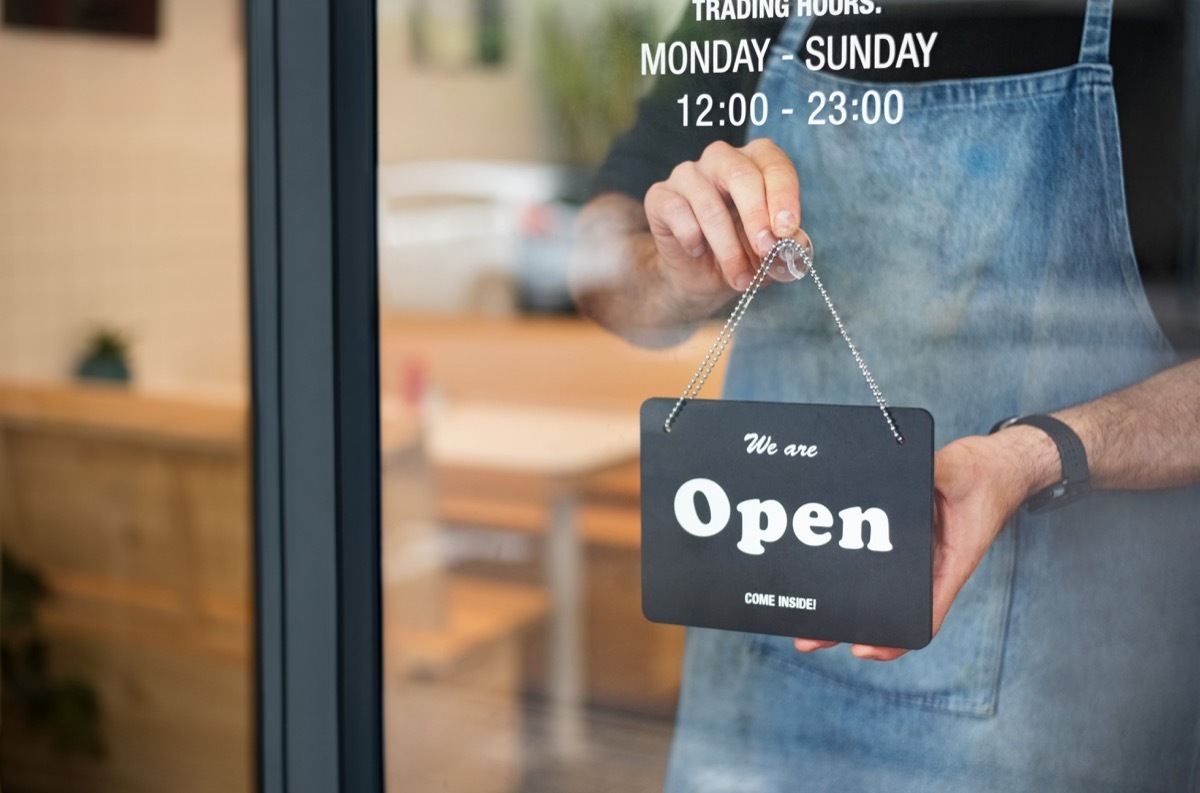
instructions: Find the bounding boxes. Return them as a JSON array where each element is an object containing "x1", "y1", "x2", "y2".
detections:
[{"x1": 594, "y1": 1, "x2": 1185, "y2": 276}]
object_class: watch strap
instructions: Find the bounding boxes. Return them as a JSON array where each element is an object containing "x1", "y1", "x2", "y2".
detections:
[{"x1": 991, "y1": 413, "x2": 1091, "y2": 513}]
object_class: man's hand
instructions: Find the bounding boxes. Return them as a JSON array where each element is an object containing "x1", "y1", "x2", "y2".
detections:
[
  {"x1": 645, "y1": 138, "x2": 803, "y2": 299},
  {"x1": 794, "y1": 427, "x2": 1059, "y2": 661},
  {"x1": 570, "y1": 138, "x2": 804, "y2": 346},
  {"x1": 794, "y1": 358, "x2": 1200, "y2": 661}
]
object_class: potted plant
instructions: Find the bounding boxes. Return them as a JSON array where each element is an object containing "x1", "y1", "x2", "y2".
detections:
[
  {"x1": 74, "y1": 326, "x2": 132, "y2": 384},
  {"x1": 1, "y1": 549, "x2": 104, "y2": 758},
  {"x1": 534, "y1": 4, "x2": 660, "y2": 167}
]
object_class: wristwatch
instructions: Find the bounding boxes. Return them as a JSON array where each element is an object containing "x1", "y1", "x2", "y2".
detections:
[{"x1": 989, "y1": 413, "x2": 1091, "y2": 514}]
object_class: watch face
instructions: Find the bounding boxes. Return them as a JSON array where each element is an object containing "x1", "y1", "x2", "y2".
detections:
[{"x1": 640, "y1": 398, "x2": 935, "y2": 649}]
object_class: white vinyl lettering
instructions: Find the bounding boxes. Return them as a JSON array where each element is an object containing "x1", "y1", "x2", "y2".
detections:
[
  {"x1": 744, "y1": 432, "x2": 778, "y2": 455},
  {"x1": 671, "y1": 480, "x2": 894, "y2": 554},
  {"x1": 837, "y1": 506, "x2": 893, "y2": 552},
  {"x1": 793, "y1": 502, "x2": 834, "y2": 546},
  {"x1": 735, "y1": 498, "x2": 788, "y2": 555},
  {"x1": 674, "y1": 478, "x2": 731, "y2": 538}
]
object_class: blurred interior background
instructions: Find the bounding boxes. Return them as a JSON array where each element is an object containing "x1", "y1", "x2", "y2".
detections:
[
  {"x1": 0, "y1": 2, "x2": 253, "y2": 792},
  {"x1": 0, "y1": 0, "x2": 1195, "y2": 792}
]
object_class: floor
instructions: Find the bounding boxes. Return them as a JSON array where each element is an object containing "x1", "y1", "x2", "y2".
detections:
[{"x1": 519, "y1": 700, "x2": 676, "y2": 793}]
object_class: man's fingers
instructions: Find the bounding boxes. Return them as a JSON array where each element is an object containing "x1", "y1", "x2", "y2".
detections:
[
  {"x1": 850, "y1": 645, "x2": 908, "y2": 661},
  {"x1": 643, "y1": 137, "x2": 803, "y2": 298},
  {"x1": 645, "y1": 182, "x2": 707, "y2": 259},
  {"x1": 697, "y1": 141, "x2": 777, "y2": 257},
  {"x1": 795, "y1": 639, "x2": 907, "y2": 660},
  {"x1": 743, "y1": 138, "x2": 802, "y2": 238},
  {"x1": 667, "y1": 160, "x2": 755, "y2": 290}
]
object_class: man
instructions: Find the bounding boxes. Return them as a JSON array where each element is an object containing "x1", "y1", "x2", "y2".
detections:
[{"x1": 570, "y1": 2, "x2": 1200, "y2": 790}]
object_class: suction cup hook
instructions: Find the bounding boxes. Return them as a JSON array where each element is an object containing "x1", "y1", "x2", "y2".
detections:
[{"x1": 767, "y1": 228, "x2": 813, "y2": 283}]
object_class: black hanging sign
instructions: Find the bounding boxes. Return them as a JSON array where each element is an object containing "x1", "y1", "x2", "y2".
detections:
[
  {"x1": 640, "y1": 398, "x2": 933, "y2": 649},
  {"x1": 639, "y1": 238, "x2": 934, "y2": 649}
]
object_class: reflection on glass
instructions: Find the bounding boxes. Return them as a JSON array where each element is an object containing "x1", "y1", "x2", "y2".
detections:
[
  {"x1": 378, "y1": 0, "x2": 1198, "y2": 790},
  {"x1": 378, "y1": 2, "x2": 699, "y2": 789},
  {"x1": 0, "y1": 2, "x2": 251, "y2": 791}
]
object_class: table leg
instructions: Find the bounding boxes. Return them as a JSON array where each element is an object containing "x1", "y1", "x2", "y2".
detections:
[{"x1": 545, "y1": 490, "x2": 587, "y2": 757}]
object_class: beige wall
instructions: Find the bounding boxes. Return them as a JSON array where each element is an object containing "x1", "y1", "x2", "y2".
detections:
[
  {"x1": 377, "y1": 2, "x2": 548, "y2": 164},
  {"x1": 0, "y1": 0, "x2": 246, "y2": 398}
]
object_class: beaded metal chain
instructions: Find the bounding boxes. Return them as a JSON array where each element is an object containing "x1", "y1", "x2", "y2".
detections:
[{"x1": 663, "y1": 237, "x2": 905, "y2": 445}]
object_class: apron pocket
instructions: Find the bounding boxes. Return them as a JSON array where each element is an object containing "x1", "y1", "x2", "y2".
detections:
[{"x1": 749, "y1": 523, "x2": 1018, "y2": 718}]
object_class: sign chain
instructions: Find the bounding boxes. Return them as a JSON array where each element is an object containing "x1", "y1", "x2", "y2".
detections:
[{"x1": 664, "y1": 237, "x2": 905, "y2": 445}]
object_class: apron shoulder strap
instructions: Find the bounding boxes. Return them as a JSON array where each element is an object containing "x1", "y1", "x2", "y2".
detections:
[
  {"x1": 777, "y1": 11, "x2": 814, "y2": 55},
  {"x1": 1079, "y1": 0, "x2": 1114, "y2": 65}
]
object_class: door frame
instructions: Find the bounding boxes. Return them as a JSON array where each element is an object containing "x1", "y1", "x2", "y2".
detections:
[{"x1": 247, "y1": 1, "x2": 383, "y2": 791}]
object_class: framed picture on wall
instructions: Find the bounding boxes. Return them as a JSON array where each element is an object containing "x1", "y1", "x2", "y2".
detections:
[{"x1": 3, "y1": 0, "x2": 159, "y2": 40}]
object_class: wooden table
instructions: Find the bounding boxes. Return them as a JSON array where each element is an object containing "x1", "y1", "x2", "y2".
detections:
[{"x1": 426, "y1": 401, "x2": 641, "y2": 755}]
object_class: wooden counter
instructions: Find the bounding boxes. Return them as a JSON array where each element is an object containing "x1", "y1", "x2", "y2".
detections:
[
  {"x1": 0, "y1": 379, "x2": 554, "y2": 793},
  {"x1": 0, "y1": 382, "x2": 253, "y2": 793},
  {"x1": 0, "y1": 382, "x2": 246, "y2": 449},
  {"x1": 380, "y1": 314, "x2": 727, "y2": 411}
]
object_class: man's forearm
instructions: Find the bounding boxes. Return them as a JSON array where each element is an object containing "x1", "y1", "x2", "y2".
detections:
[
  {"x1": 998, "y1": 358, "x2": 1200, "y2": 500},
  {"x1": 1056, "y1": 358, "x2": 1200, "y2": 490}
]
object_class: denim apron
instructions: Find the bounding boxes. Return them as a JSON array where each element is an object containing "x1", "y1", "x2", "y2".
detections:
[{"x1": 664, "y1": 2, "x2": 1200, "y2": 790}]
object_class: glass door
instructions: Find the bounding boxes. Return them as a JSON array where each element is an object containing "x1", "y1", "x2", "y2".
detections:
[
  {"x1": 371, "y1": 1, "x2": 1200, "y2": 791},
  {"x1": 246, "y1": 1, "x2": 1200, "y2": 791}
]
